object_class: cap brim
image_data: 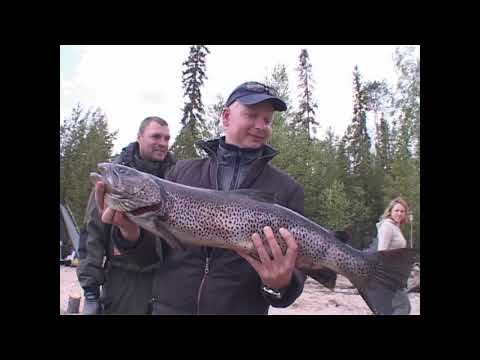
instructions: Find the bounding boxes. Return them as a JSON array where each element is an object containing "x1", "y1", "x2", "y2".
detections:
[{"x1": 237, "y1": 94, "x2": 287, "y2": 111}]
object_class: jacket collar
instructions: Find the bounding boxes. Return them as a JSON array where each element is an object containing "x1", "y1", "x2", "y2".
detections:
[
  {"x1": 117, "y1": 141, "x2": 175, "y2": 175},
  {"x1": 196, "y1": 136, "x2": 278, "y2": 161}
]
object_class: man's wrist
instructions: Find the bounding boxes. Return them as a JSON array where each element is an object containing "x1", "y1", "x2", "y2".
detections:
[
  {"x1": 119, "y1": 225, "x2": 140, "y2": 242},
  {"x1": 114, "y1": 227, "x2": 143, "y2": 250},
  {"x1": 262, "y1": 285, "x2": 287, "y2": 299}
]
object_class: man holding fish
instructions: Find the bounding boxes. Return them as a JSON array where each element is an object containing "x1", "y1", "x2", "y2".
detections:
[{"x1": 94, "y1": 81, "x2": 309, "y2": 314}]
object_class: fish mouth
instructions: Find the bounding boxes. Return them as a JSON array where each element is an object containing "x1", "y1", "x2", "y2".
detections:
[
  {"x1": 90, "y1": 163, "x2": 121, "y2": 195},
  {"x1": 90, "y1": 171, "x2": 104, "y2": 185},
  {"x1": 128, "y1": 203, "x2": 163, "y2": 216},
  {"x1": 97, "y1": 162, "x2": 117, "y2": 186},
  {"x1": 90, "y1": 163, "x2": 163, "y2": 215}
]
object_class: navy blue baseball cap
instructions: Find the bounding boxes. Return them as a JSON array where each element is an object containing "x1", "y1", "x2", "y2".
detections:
[{"x1": 224, "y1": 81, "x2": 287, "y2": 111}]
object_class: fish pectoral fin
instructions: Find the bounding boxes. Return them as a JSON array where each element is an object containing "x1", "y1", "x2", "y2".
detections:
[
  {"x1": 153, "y1": 216, "x2": 186, "y2": 250},
  {"x1": 153, "y1": 219, "x2": 186, "y2": 251},
  {"x1": 160, "y1": 232, "x2": 186, "y2": 251}
]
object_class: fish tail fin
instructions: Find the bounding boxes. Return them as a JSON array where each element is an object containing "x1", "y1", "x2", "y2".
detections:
[{"x1": 354, "y1": 248, "x2": 417, "y2": 315}]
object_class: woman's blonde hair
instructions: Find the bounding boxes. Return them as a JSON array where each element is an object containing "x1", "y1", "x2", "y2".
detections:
[{"x1": 381, "y1": 197, "x2": 410, "y2": 225}]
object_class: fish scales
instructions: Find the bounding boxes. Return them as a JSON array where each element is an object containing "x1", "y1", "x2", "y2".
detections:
[{"x1": 92, "y1": 162, "x2": 417, "y2": 315}]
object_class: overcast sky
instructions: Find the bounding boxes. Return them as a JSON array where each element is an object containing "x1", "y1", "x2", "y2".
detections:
[{"x1": 60, "y1": 45, "x2": 419, "y2": 154}]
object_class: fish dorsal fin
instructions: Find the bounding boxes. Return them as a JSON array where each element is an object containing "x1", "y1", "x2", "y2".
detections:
[{"x1": 230, "y1": 189, "x2": 277, "y2": 203}]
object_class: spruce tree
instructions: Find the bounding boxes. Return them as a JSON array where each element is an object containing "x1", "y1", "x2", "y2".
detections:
[
  {"x1": 319, "y1": 179, "x2": 353, "y2": 231},
  {"x1": 295, "y1": 49, "x2": 319, "y2": 140},
  {"x1": 393, "y1": 46, "x2": 420, "y2": 162},
  {"x1": 343, "y1": 66, "x2": 372, "y2": 177},
  {"x1": 265, "y1": 64, "x2": 293, "y2": 115},
  {"x1": 60, "y1": 104, "x2": 117, "y2": 225},
  {"x1": 374, "y1": 111, "x2": 392, "y2": 173},
  {"x1": 340, "y1": 66, "x2": 376, "y2": 247},
  {"x1": 172, "y1": 45, "x2": 210, "y2": 159}
]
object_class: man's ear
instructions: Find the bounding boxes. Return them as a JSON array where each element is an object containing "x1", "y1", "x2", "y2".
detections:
[{"x1": 222, "y1": 107, "x2": 229, "y2": 128}]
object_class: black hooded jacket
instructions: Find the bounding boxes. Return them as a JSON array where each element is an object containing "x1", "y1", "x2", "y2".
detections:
[
  {"x1": 77, "y1": 142, "x2": 176, "y2": 293},
  {"x1": 116, "y1": 138, "x2": 307, "y2": 314}
]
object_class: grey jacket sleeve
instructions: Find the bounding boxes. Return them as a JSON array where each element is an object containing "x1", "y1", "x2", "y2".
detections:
[
  {"x1": 112, "y1": 228, "x2": 163, "y2": 266},
  {"x1": 76, "y1": 191, "x2": 108, "y2": 290}
]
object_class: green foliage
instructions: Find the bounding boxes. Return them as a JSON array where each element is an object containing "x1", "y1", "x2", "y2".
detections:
[
  {"x1": 374, "y1": 112, "x2": 393, "y2": 174},
  {"x1": 382, "y1": 156, "x2": 420, "y2": 249},
  {"x1": 60, "y1": 104, "x2": 117, "y2": 225},
  {"x1": 318, "y1": 179, "x2": 353, "y2": 231},
  {"x1": 185, "y1": 49, "x2": 420, "y2": 252},
  {"x1": 265, "y1": 63, "x2": 293, "y2": 114},
  {"x1": 295, "y1": 49, "x2": 319, "y2": 139},
  {"x1": 204, "y1": 94, "x2": 224, "y2": 139},
  {"x1": 173, "y1": 45, "x2": 210, "y2": 159},
  {"x1": 392, "y1": 46, "x2": 420, "y2": 161},
  {"x1": 171, "y1": 124, "x2": 207, "y2": 160},
  {"x1": 60, "y1": 47, "x2": 421, "y2": 254}
]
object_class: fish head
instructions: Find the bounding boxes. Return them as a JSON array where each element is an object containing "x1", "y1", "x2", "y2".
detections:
[{"x1": 90, "y1": 162, "x2": 167, "y2": 217}]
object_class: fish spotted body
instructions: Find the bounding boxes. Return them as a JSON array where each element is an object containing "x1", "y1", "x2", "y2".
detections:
[{"x1": 91, "y1": 163, "x2": 417, "y2": 315}]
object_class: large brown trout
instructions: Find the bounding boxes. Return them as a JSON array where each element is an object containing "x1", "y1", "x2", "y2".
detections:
[{"x1": 91, "y1": 163, "x2": 417, "y2": 315}]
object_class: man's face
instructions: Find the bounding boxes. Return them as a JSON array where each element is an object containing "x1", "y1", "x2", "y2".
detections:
[
  {"x1": 137, "y1": 122, "x2": 170, "y2": 161},
  {"x1": 222, "y1": 101, "x2": 274, "y2": 149}
]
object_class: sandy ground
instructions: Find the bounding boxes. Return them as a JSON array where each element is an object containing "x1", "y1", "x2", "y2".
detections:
[
  {"x1": 268, "y1": 276, "x2": 420, "y2": 315},
  {"x1": 60, "y1": 265, "x2": 85, "y2": 313},
  {"x1": 60, "y1": 265, "x2": 420, "y2": 315}
]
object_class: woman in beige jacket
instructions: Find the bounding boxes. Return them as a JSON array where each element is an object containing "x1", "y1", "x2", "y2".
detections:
[{"x1": 376, "y1": 197, "x2": 411, "y2": 315}]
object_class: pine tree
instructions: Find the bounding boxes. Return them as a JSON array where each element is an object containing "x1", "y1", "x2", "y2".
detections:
[
  {"x1": 343, "y1": 66, "x2": 373, "y2": 179},
  {"x1": 374, "y1": 112, "x2": 392, "y2": 173},
  {"x1": 318, "y1": 127, "x2": 340, "y2": 186},
  {"x1": 364, "y1": 80, "x2": 391, "y2": 121},
  {"x1": 336, "y1": 137, "x2": 351, "y2": 187},
  {"x1": 364, "y1": 79, "x2": 392, "y2": 173},
  {"x1": 265, "y1": 63, "x2": 292, "y2": 155},
  {"x1": 172, "y1": 45, "x2": 210, "y2": 159},
  {"x1": 60, "y1": 103, "x2": 89, "y2": 207},
  {"x1": 265, "y1": 64, "x2": 292, "y2": 116},
  {"x1": 295, "y1": 49, "x2": 319, "y2": 140},
  {"x1": 392, "y1": 46, "x2": 420, "y2": 162},
  {"x1": 60, "y1": 104, "x2": 117, "y2": 225},
  {"x1": 340, "y1": 66, "x2": 377, "y2": 247},
  {"x1": 319, "y1": 179, "x2": 353, "y2": 231}
]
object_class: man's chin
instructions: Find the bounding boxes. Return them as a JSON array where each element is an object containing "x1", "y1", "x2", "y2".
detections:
[
  {"x1": 153, "y1": 153, "x2": 166, "y2": 161},
  {"x1": 247, "y1": 138, "x2": 266, "y2": 148}
]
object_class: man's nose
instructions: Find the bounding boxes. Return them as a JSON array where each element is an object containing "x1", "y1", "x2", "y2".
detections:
[
  {"x1": 157, "y1": 138, "x2": 168, "y2": 147},
  {"x1": 254, "y1": 118, "x2": 267, "y2": 129}
]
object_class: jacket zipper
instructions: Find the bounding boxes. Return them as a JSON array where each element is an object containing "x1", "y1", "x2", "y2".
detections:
[
  {"x1": 195, "y1": 148, "x2": 218, "y2": 315},
  {"x1": 196, "y1": 255, "x2": 210, "y2": 314},
  {"x1": 229, "y1": 155, "x2": 241, "y2": 190}
]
